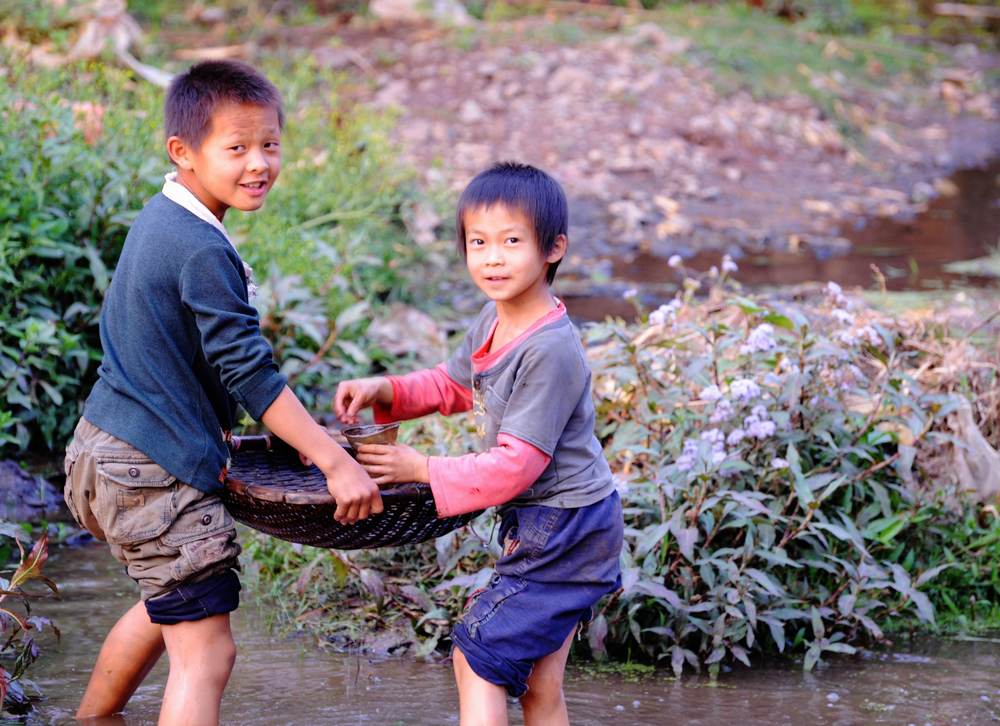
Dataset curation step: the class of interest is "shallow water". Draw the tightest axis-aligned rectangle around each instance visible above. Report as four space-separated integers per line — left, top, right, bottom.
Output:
29 544 1000 725
564 159 1000 321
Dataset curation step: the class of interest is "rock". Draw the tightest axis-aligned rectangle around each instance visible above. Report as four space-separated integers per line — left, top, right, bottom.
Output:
547 66 589 95
402 200 442 247
480 84 506 111
370 0 473 26
372 79 409 109
626 23 691 57
476 61 499 78
458 99 485 124
367 304 448 365
0 461 67 524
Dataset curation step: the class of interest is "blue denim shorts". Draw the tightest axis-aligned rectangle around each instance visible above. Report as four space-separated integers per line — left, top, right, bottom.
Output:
451 491 623 697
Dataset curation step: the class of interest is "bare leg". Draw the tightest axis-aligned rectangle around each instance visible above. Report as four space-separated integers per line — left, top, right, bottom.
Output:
158 613 236 726
77 601 165 719
453 646 509 726
520 629 574 726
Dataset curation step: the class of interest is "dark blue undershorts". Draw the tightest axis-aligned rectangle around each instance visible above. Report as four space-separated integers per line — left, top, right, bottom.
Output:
145 568 241 625
451 491 623 697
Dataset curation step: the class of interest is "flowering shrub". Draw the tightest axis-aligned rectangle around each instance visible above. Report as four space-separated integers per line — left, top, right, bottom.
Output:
584 268 977 673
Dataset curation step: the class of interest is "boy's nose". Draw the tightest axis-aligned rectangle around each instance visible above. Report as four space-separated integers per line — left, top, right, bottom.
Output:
485 246 504 265
245 150 268 173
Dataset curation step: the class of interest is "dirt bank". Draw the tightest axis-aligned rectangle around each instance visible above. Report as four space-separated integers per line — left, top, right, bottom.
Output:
309 9 999 284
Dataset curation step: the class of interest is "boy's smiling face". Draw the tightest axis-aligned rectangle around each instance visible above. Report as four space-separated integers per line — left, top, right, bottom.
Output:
463 203 566 308
167 102 281 220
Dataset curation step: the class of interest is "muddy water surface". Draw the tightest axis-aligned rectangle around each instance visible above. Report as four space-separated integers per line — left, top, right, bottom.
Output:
29 544 1000 725
564 160 1000 321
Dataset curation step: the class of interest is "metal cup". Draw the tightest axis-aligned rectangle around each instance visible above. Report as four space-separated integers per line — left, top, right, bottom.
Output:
342 422 400 450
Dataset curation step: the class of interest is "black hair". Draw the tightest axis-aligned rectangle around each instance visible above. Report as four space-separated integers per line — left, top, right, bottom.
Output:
456 162 568 284
164 59 284 149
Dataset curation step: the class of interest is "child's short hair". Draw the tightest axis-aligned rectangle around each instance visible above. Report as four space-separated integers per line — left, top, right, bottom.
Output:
456 162 568 284
165 60 284 149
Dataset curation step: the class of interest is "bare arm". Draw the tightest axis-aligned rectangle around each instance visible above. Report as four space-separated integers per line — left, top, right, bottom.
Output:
262 386 382 523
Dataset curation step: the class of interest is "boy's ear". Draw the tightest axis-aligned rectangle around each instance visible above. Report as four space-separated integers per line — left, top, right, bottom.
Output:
166 136 194 170
547 234 568 264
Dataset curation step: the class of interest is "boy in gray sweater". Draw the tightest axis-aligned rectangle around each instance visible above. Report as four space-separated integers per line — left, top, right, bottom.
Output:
63 60 381 725
336 162 623 725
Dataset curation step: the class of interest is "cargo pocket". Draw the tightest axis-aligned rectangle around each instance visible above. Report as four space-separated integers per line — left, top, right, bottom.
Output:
62 439 85 528
162 498 238 584
95 459 177 545
465 573 527 639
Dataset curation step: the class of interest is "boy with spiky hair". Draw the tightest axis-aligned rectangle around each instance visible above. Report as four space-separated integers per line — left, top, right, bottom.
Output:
63 60 382 725
336 162 623 725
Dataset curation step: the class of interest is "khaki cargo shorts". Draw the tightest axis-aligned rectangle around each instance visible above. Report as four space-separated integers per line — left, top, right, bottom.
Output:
63 418 240 601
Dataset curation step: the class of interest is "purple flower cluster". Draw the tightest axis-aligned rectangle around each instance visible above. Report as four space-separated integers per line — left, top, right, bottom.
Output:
740 323 776 355
743 404 776 439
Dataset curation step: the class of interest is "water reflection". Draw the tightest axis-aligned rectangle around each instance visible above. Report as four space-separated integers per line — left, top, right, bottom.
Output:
563 160 1000 321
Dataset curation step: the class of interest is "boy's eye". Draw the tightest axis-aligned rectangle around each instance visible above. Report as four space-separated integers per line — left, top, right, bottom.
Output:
230 145 245 152
505 237 519 244
468 238 484 247
265 142 280 150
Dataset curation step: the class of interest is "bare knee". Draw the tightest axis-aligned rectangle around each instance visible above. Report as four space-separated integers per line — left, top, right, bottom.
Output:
202 629 237 685
163 616 237 686
521 670 564 710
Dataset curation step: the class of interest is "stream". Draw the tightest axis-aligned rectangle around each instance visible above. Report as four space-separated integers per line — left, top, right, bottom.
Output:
563 159 1000 322
26 543 1000 725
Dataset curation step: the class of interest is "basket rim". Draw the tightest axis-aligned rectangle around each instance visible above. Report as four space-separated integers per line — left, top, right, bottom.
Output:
224 434 434 505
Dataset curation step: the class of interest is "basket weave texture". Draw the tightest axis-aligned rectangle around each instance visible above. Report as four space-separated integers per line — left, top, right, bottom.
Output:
221 435 479 549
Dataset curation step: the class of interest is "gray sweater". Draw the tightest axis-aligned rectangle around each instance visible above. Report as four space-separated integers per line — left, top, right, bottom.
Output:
83 193 286 492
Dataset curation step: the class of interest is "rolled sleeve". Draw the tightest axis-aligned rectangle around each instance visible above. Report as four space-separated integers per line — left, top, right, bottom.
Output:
235 365 287 419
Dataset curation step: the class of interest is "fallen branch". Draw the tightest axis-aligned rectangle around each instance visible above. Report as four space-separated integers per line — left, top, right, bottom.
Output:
934 3 1000 21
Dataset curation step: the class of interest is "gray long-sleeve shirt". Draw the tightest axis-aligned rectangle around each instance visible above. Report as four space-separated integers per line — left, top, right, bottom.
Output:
446 302 615 509
83 193 286 492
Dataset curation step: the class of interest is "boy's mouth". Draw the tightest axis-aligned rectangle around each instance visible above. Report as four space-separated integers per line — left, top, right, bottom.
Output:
239 180 269 198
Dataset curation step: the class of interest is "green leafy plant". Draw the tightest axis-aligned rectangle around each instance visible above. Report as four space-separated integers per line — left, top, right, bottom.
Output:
585 264 993 673
0 55 162 455
0 527 59 715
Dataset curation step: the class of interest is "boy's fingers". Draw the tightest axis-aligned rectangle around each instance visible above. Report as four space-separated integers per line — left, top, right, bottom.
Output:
358 444 392 455
336 499 358 524
347 396 365 419
333 386 349 417
370 492 384 514
357 496 371 521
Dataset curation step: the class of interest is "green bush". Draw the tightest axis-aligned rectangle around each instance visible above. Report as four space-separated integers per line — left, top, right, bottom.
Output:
0 57 162 454
584 268 981 673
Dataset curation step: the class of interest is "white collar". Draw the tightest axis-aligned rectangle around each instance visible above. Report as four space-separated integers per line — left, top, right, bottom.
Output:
162 171 232 242
161 172 257 300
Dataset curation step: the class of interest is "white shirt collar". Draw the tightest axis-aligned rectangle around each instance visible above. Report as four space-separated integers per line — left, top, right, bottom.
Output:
161 172 257 300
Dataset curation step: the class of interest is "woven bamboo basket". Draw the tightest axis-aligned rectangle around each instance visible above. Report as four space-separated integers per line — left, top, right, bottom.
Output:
222 434 479 549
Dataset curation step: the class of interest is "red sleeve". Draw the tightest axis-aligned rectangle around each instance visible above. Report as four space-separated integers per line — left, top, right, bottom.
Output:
372 363 473 423
427 433 551 517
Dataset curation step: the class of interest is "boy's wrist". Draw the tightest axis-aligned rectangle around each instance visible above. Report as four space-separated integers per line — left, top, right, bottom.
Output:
376 377 394 405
